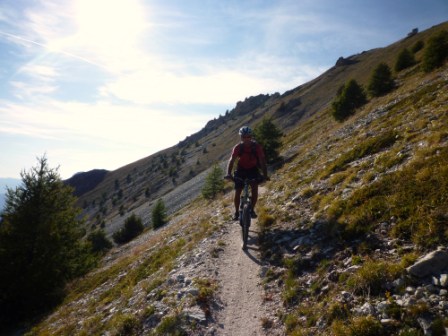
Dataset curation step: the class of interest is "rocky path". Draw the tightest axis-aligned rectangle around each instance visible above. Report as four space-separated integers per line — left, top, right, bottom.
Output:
215 221 266 336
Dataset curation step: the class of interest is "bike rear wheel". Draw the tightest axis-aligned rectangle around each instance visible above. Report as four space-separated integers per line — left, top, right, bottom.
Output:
241 204 251 250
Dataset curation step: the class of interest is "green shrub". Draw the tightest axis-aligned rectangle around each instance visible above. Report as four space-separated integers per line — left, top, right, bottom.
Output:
201 164 224 199
194 277 217 311
422 30 448 72
151 198 167 229
87 229 113 253
332 79 367 121
113 213 144 244
395 48 416 72
368 63 395 97
411 40 424 53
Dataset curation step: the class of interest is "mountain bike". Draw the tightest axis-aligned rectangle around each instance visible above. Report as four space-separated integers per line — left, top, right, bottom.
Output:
234 177 259 250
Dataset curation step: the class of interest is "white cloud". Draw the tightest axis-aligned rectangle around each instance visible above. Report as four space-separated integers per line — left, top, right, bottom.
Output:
0 98 212 145
10 81 58 99
0 98 216 178
100 67 277 105
19 64 58 80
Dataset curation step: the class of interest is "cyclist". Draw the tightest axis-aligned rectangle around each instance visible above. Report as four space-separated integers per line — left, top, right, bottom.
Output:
225 126 269 220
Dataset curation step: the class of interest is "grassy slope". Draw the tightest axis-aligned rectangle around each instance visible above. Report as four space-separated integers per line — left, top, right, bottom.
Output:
256 24 448 335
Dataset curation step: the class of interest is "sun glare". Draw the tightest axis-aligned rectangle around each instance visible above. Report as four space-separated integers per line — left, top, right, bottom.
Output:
74 0 146 48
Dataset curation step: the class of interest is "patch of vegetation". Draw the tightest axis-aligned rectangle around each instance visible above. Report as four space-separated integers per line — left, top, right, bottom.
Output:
422 30 448 72
0 157 96 329
193 277 217 317
258 206 276 230
152 198 167 229
109 313 141 335
325 302 351 325
113 213 144 244
373 148 408 172
202 164 224 199
152 313 187 336
395 48 416 72
332 79 367 121
344 259 404 295
411 40 424 53
254 116 283 163
331 316 383 336
368 63 395 97
331 145 448 247
87 229 113 254
322 130 397 178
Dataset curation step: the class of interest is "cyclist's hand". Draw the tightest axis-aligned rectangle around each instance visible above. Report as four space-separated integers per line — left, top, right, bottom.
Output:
224 174 233 181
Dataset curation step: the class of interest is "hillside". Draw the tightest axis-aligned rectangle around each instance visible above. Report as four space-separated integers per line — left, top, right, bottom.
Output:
70 22 447 239
24 21 448 335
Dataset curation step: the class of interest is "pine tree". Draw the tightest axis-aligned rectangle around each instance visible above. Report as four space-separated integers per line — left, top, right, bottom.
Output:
395 48 415 72
422 30 448 72
202 164 224 199
152 198 167 229
253 117 283 163
331 79 367 121
0 156 94 327
368 63 395 97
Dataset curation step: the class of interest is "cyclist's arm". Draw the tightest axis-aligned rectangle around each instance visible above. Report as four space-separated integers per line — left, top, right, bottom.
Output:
226 147 238 177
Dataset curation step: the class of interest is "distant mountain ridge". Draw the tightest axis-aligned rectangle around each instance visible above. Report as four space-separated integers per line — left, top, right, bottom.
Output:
64 169 109 197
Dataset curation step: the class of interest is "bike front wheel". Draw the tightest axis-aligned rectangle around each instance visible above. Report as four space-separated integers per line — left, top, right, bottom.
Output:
241 204 251 250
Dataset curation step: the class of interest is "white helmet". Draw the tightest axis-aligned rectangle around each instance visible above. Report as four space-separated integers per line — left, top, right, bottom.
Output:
239 126 253 136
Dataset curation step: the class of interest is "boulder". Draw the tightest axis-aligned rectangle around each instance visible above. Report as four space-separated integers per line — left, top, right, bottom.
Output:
406 248 448 278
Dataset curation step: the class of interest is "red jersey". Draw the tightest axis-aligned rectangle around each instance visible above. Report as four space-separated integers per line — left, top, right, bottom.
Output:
231 141 265 169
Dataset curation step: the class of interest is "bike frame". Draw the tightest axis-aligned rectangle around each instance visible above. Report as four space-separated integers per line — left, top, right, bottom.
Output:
234 177 258 250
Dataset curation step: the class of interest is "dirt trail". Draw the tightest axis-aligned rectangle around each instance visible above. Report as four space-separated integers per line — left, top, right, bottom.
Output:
214 219 267 336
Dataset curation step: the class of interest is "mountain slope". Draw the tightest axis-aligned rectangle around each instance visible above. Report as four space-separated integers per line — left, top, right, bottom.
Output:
26 21 448 335
254 24 448 334
71 21 448 239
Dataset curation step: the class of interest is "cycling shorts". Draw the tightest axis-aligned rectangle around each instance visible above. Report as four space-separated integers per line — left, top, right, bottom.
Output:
234 167 261 189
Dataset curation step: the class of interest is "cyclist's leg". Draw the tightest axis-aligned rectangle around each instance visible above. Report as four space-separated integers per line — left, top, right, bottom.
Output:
247 167 260 214
233 169 245 219
234 188 242 218
250 182 258 209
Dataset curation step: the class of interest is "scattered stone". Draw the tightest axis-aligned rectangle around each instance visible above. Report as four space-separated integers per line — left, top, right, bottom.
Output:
380 318 399 328
184 307 207 324
406 248 448 278
440 274 448 287
405 286 415 294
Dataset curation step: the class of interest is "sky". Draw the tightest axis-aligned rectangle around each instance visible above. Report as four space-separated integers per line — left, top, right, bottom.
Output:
0 0 446 180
